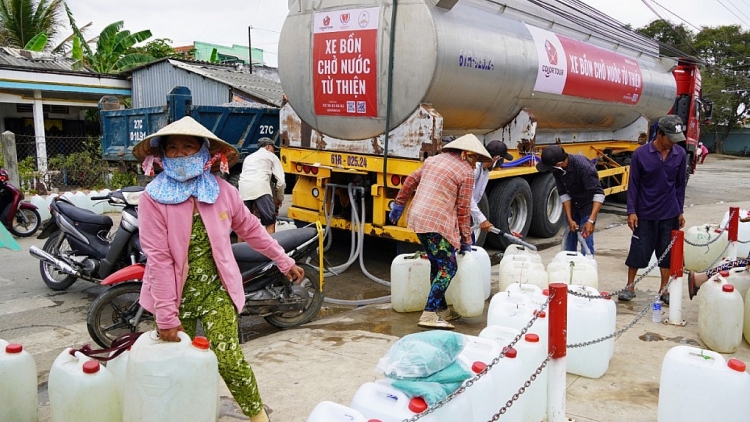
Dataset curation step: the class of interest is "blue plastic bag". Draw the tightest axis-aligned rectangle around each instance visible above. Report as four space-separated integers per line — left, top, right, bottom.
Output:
376 331 466 379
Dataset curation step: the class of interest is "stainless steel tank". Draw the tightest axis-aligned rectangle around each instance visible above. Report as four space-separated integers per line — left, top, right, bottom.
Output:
279 0 678 140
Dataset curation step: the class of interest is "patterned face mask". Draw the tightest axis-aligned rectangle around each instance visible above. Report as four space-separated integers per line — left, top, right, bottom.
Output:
146 143 220 205
162 145 210 182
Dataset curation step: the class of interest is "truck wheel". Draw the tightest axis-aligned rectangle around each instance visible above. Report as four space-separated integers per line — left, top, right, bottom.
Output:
486 178 532 249
528 174 563 238
471 195 489 247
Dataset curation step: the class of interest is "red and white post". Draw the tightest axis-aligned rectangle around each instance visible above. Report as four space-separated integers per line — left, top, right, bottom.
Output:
727 206 740 261
547 282 568 422
668 230 684 325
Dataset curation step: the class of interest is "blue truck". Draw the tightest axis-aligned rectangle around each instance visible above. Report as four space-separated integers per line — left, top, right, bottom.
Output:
99 86 281 185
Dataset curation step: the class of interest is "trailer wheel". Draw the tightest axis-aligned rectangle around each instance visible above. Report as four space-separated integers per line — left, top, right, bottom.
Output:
471 195 489 247
528 174 563 238
486 178 532 249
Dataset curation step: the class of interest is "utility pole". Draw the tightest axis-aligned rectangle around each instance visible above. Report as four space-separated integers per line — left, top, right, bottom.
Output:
248 26 253 74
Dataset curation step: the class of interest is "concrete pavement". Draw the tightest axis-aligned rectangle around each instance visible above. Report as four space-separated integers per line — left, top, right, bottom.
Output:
212 199 750 422
15 156 750 421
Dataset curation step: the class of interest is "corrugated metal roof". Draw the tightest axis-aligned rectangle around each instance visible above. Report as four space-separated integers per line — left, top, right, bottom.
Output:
0 47 96 74
126 58 283 107
167 60 283 107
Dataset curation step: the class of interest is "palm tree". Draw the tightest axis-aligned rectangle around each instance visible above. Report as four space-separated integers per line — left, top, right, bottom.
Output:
63 3 154 73
84 21 154 72
0 0 64 50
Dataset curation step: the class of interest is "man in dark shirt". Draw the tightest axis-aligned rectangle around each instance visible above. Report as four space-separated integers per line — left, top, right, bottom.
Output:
536 145 604 255
618 115 687 304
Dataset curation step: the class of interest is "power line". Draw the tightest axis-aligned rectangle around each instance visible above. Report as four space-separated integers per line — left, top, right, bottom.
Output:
716 0 750 28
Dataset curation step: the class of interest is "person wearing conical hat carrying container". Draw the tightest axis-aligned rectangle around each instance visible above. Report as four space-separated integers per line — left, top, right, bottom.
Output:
133 116 304 422
389 134 492 329
535 145 604 256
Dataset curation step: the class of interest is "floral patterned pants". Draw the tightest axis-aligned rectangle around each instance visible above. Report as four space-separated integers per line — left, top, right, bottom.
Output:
417 232 458 312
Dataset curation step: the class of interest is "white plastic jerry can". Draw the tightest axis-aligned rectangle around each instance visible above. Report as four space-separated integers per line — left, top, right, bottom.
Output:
445 252 485 317
0 340 38 422
390 252 432 313
124 331 219 422
697 273 743 353
49 348 121 422
306 401 368 422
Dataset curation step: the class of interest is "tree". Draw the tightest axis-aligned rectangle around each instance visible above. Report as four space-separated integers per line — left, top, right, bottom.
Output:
127 38 179 60
63 3 154 73
636 19 697 58
0 0 64 50
693 25 750 153
637 20 750 154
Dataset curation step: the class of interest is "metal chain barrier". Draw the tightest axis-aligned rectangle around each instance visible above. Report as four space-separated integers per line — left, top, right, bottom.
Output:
566 233 680 347
569 233 678 300
488 353 553 420
683 209 735 248
401 295 552 422
398 215 750 420
568 277 675 348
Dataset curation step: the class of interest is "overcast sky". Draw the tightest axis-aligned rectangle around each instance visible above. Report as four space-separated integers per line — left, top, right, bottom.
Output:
62 0 749 67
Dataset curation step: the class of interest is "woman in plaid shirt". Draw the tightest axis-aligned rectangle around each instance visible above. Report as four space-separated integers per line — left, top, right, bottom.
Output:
389 134 492 329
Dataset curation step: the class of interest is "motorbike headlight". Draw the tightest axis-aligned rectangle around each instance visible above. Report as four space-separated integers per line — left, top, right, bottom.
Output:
123 191 143 206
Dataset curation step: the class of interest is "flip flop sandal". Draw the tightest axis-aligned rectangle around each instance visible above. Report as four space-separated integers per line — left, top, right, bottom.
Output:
687 271 699 300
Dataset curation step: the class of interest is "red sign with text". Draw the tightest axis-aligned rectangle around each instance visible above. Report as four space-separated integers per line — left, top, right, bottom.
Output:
559 35 643 104
313 7 379 117
526 24 644 105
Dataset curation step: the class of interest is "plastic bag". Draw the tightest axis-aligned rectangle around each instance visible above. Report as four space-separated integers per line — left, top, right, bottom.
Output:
391 360 473 406
376 331 465 379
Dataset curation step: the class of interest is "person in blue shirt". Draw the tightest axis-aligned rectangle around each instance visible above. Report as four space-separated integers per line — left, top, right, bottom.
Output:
536 145 604 255
618 115 687 304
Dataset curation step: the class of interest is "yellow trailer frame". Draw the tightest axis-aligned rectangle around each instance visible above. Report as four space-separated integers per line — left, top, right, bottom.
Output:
281 140 638 244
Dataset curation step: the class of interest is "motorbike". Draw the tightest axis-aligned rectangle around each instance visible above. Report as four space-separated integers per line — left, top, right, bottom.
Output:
86 224 325 348
29 186 145 291
0 168 41 237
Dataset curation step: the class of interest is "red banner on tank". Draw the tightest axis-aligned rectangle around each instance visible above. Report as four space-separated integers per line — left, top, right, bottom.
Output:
558 35 643 104
527 24 644 105
313 8 379 117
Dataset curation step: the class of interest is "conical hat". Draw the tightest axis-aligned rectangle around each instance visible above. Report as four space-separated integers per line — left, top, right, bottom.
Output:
133 116 239 171
443 134 492 162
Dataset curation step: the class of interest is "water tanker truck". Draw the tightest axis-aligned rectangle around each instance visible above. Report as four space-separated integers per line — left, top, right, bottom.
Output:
277 0 711 248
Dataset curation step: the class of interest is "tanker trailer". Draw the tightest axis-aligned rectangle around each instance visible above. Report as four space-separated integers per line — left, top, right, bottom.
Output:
278 0 710 249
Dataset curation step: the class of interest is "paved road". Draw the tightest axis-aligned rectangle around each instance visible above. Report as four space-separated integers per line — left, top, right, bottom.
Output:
1 154 749 421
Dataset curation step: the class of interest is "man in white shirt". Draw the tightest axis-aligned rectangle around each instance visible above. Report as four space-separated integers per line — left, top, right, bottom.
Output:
471 140 513 234
238 137 286 234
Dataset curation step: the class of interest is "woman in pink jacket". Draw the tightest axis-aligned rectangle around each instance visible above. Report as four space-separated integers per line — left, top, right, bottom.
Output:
134 116 303 422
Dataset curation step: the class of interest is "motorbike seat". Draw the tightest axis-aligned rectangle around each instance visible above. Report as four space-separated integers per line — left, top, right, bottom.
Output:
232 226 318 263
57 200 114 228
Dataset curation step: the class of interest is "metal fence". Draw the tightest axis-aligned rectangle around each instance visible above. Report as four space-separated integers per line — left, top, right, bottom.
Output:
2 134 138 194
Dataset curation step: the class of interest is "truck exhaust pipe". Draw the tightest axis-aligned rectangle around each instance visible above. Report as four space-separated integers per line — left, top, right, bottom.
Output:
29 246 80 277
